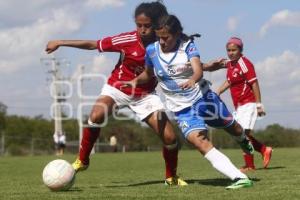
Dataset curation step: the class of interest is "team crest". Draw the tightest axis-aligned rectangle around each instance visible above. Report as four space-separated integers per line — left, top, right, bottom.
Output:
167 65 176 75
232 68 240 77
180 121 189 131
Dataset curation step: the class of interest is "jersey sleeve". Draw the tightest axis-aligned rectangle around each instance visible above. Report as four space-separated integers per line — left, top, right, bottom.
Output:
145 45 154 68
97 37 116 52
239 58 257 85
185 42 200 60
97 33 133 52
226 62 232 84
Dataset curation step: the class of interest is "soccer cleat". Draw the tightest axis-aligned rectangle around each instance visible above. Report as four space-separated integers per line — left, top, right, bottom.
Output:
263 146 273 168
240 166 255 173
165 176 188 186
72 158 89 172
225 178 253 190
238 139 254 154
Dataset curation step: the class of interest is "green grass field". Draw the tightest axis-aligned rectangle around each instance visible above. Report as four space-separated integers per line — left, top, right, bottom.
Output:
0 148 300 200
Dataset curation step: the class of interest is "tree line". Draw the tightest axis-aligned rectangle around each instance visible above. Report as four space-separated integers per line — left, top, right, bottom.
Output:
0 102 299 155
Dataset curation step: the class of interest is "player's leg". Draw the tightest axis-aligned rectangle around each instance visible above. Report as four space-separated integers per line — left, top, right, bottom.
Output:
200 91 254 155
145 111 187 186
186 130 252 189
73 95 115 172
131 94 187 186
223 115 257 171
246 129 273 168
235 103 272 169
176 107 252 189
240 103 273 168
224 122 254 154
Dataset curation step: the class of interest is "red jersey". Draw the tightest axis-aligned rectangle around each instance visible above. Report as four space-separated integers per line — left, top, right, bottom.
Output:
226 55 257 109
96 30 157 97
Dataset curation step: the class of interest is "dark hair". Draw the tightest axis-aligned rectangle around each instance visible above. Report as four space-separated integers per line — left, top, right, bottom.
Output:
134 1 168 29
156 14 200 41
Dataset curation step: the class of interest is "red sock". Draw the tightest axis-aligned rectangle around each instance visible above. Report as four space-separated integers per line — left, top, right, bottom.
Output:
79 127 100 164
162 146 178 178
247 134 266 154
243 153 255 168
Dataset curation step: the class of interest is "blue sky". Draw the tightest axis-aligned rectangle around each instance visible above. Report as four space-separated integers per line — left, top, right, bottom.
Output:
0 0 299 129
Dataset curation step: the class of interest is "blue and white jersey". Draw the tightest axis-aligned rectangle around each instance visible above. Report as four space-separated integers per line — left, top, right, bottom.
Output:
145 39 210 112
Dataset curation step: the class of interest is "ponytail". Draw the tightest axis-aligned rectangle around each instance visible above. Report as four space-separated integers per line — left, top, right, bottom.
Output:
181 33 201 42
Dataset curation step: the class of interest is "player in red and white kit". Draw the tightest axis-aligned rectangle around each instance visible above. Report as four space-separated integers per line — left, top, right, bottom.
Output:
46 1 187 186
216 37 273 172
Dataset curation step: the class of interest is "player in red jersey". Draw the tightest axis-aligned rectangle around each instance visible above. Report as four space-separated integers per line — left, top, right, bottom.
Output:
216 37 273 172
46 1 187 185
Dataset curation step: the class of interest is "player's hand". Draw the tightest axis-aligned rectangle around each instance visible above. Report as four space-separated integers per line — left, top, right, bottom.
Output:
257 103 266 117
209 58 227 68
215 90 221 96
46 40 61 54
257 107 266 117
179 79 195 90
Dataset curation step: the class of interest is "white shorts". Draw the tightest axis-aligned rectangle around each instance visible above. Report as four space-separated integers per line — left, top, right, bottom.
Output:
100 84 165 121
233 103 257 130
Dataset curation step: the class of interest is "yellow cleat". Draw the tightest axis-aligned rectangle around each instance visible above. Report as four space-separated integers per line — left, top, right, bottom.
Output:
165 176 188 186
72 158 89 173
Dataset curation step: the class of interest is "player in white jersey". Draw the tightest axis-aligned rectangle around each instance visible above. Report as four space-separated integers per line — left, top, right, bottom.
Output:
123 15 254 189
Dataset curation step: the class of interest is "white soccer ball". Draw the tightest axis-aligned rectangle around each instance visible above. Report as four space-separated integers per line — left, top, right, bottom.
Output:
42 159 75 191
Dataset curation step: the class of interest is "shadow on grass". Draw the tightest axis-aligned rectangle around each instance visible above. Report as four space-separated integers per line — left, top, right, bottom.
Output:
106 180 164 187
63 187 83 192
255 166 285 171
50 187 83 192
183 177 260 186
105 177 260 188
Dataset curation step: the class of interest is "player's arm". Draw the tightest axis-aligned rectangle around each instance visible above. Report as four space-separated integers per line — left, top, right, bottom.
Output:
216 80 230 96
46 40 97 54
202 58 227 72
180 56 203 89
251 81 266 116
122 67 154 89
135 67 154 85
244 59 266 116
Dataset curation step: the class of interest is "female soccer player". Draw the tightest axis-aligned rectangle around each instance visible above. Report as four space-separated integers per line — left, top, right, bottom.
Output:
216 37 272 172
46 1 187 186
123 14 254 189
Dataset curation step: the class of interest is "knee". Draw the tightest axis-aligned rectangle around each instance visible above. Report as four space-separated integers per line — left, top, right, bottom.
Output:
188 133 212 153
89 110 105 124
163 134 177 145
192 138 207 149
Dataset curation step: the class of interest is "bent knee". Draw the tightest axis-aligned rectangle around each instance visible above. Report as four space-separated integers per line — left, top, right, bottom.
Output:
163 135 177 145
89 110 106 124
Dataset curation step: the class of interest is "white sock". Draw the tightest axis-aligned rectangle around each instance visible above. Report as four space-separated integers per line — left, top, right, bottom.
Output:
204 147 248 180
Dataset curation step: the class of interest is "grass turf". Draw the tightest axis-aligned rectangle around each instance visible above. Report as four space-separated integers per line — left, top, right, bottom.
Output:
0 148 299 200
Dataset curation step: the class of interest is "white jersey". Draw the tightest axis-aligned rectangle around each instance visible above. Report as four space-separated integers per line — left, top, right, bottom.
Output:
145 39 209 112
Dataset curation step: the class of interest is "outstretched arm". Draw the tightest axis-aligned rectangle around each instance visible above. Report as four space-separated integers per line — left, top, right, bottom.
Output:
216 80 230 95
202 58 227 72
46 40 98 54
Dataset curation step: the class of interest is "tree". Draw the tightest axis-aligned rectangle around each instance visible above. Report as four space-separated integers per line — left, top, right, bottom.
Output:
0 102 7 132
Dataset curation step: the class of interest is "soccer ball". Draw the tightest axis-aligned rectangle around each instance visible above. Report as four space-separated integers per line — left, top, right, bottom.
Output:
42 159 75 191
